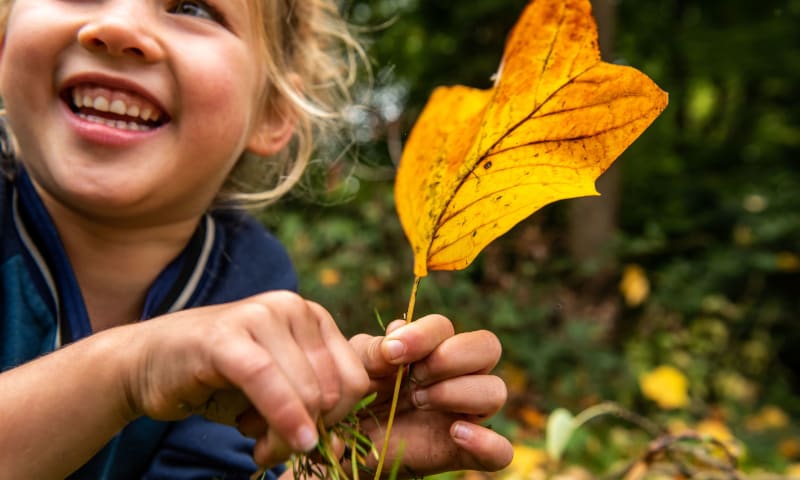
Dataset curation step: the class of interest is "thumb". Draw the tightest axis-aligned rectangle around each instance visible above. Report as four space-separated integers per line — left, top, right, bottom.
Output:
349 327 402 378
384 319 406 335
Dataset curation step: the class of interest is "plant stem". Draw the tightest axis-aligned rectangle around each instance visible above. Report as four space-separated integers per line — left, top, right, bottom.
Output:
373 276 421 480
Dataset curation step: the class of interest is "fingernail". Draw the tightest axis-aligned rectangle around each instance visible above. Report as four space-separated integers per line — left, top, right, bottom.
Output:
412 388 429 408
409 364 427 384
384 339 406 361
295 426 318 452
453 422 473 441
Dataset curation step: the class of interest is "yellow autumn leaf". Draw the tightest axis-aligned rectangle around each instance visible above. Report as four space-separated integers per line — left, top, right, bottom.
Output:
619 264 650 307
499 362 530 395
500 445 549 480
696 418 735 444
745 404 790 432
787 464 800 479
696 418 744 458
552 466 593 480
639 365 690 409
318 267 342 287
776 251 800 271
780 439 800 460
520 406 548 431
395 0 668 277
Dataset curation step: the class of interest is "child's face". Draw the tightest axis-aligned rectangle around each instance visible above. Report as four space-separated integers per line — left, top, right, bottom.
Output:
0 0 289 224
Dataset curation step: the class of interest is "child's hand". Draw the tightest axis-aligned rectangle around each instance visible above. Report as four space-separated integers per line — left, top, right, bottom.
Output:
349 315 514 476
124 291 370 467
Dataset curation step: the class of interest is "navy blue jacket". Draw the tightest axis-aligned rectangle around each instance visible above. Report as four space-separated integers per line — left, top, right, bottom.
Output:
1 168 295 479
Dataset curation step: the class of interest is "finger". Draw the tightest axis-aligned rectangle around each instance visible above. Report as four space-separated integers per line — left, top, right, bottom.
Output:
212 335 318 453
254 292 339 413
349 333 395 378
257 326 324 417
381 314 455 364
358 410 513 476
410 330 502 386
311 302 370 424
450 422 514 472
384 319 406 335
347 335 401 405
292 300 342 412
253 430 295 467
410 375 507 417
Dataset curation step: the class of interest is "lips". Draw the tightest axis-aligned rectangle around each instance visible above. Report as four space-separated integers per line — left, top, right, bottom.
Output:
62 81 170 132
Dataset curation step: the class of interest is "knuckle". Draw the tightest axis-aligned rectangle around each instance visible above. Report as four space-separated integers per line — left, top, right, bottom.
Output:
299 383 323 413
321 385 341 411
348 332 372 347
264 290 307 313
230 300 274 327
350 334 392 374
305 300 332 322
246 291 306 325
237 355 279 384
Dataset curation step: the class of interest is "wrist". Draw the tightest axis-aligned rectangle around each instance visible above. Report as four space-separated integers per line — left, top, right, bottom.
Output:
0 324 145 477
91 324 148 423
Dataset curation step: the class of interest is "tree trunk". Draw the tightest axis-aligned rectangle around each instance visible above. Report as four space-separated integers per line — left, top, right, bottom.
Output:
567 0 619 267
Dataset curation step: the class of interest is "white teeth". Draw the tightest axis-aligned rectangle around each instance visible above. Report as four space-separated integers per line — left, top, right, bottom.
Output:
76 112 151 132
110 99 126 115
72 88 163 125
92 96 110 112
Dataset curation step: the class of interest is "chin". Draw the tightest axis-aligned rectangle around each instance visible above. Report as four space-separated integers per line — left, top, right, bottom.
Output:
45 176 154 217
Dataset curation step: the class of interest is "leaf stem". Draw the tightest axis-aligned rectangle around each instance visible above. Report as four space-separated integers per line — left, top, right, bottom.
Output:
373 276 421 480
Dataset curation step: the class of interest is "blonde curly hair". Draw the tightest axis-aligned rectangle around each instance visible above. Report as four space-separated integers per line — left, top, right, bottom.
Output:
221 0 365 209
0 0 364 210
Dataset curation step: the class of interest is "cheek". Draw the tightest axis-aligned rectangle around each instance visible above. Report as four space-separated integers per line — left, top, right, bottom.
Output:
175 60 263 192
0 8 67 120
178 49 264 139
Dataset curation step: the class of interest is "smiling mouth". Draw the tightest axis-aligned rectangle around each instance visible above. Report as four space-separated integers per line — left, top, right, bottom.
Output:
63 84 169 132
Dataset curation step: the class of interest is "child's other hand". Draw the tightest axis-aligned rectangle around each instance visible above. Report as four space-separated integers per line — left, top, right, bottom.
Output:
124 291 369 467
349 315 514 476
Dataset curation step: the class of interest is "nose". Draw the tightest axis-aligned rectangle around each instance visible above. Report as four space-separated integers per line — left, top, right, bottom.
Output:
77 3 164 62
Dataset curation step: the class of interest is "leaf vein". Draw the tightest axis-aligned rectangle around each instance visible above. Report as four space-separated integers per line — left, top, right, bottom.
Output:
436 180 577 232
486 114 652 158
430 199 558 258
530 93 653 120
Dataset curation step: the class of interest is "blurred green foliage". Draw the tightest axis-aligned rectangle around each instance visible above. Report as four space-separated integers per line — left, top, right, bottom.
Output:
261 0 800 474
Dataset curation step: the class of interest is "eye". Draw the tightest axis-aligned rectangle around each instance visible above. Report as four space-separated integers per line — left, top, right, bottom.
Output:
167 0 224 24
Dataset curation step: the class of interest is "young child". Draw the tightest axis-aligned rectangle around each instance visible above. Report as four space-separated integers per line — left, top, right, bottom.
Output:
0 0 513 478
